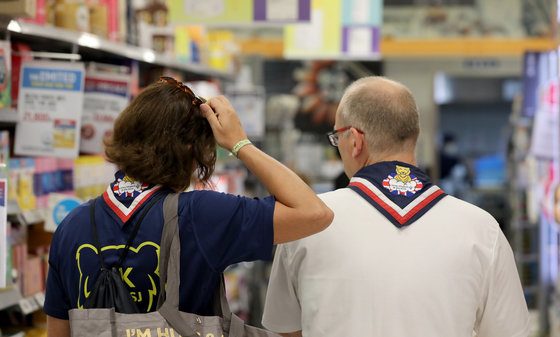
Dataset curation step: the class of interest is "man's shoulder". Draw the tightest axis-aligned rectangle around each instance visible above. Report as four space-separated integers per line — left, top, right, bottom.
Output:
437 194 497 222
318 187 359 204
278 189 357 250
430 194 502 239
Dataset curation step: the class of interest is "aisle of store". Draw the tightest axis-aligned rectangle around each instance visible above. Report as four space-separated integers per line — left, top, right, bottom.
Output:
1 0 559 336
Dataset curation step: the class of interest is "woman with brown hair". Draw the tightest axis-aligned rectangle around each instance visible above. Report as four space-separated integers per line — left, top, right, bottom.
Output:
44 77 333 336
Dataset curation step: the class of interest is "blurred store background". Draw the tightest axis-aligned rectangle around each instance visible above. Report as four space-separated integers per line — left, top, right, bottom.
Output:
0 0 560 336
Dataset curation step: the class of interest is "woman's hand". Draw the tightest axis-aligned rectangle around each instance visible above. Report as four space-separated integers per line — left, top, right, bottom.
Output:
200 96 248 152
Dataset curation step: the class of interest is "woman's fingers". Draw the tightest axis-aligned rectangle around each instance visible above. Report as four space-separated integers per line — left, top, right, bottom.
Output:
200 103 220 129
200 96 248 151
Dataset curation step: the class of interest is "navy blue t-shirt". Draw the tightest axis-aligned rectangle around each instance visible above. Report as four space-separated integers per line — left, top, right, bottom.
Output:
43 172 275 320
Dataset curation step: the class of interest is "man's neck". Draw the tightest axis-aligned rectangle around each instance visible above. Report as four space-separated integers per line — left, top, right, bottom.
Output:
365 152 417 167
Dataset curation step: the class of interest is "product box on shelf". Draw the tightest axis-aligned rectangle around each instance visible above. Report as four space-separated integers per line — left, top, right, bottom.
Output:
21 0 47 25
10 42 32 110
0 0 36 17
11 243 27 295
22 256 43 297
8 239 50 297
0 41 11 109
4 221 13 288
54 0 90 32
73 155 116 200
14 158 35 212
8 155 77 228
0 131 10 176
33 157 58 211
55 158 75 194
87 0 120 40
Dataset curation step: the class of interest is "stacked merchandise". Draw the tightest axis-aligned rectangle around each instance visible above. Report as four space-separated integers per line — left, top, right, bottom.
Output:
7 0 240 72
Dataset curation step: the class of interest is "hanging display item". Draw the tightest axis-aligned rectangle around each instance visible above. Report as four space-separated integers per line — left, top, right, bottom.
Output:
14 60 85 158
284 0 381 59
169 0 310 25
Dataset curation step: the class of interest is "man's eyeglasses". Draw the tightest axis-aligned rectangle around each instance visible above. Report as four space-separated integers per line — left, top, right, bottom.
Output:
158 76 206 106
326 126 364 147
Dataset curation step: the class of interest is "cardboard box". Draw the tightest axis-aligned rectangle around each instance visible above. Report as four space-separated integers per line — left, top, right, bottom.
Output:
0 0 36 18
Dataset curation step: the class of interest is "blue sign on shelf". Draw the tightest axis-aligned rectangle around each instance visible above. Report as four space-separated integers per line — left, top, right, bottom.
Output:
52 199 81 226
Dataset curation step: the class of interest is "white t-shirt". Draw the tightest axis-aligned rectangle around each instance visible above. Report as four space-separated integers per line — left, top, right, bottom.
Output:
262 188 530 337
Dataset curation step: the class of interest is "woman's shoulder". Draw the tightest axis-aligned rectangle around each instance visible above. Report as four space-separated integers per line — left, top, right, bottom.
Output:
176 189 273 219
178 189 242 204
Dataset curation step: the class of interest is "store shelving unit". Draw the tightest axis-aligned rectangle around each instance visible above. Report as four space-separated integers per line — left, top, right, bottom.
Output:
3 20 232 80
507 111 541 312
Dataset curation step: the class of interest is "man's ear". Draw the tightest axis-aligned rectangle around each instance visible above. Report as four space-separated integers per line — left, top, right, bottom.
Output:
350 128 364 158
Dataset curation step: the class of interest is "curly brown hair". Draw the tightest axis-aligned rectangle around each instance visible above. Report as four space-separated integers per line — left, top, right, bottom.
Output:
104 81 216 192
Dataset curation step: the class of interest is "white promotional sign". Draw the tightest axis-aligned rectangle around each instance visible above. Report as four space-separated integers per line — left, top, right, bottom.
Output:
81 72 130 154
15 61 85 158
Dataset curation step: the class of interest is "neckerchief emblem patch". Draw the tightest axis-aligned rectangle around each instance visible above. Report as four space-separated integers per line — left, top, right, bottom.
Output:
382 165 423 197
348 161 447 228
113 175 150 198
103 171 162 224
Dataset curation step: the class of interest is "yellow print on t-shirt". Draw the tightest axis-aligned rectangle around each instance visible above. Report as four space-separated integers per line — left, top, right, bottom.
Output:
76 241 160 312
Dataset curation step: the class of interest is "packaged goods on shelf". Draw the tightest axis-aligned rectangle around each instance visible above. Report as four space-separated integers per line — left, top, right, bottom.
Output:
4 223 49 302
10 158 36 212
87 0 120 40
22 256 44 297
73 155 116 200
4 222 13 288
11 243 27 296
224 265 250 322
8 156 80 220
10 42 32 110
207 30 237 72
33 157 57 211
0 131 10 174
54 0 90 32
0 0 35 17
20 0 48 25
0 41 11 109
55 158 75 195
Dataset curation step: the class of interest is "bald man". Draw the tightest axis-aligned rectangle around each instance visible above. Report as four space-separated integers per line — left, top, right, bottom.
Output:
262 77 529 337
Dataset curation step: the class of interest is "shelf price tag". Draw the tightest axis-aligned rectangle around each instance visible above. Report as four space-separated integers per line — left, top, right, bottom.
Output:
18 296 39 315
34 291 45 307
21 209 44 225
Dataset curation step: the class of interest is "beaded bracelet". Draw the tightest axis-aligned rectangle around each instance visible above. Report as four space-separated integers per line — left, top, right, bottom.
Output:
232 139 252 158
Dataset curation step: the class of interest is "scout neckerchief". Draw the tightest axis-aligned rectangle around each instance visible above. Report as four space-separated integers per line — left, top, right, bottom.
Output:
348 161 447 228
102 170 163 226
